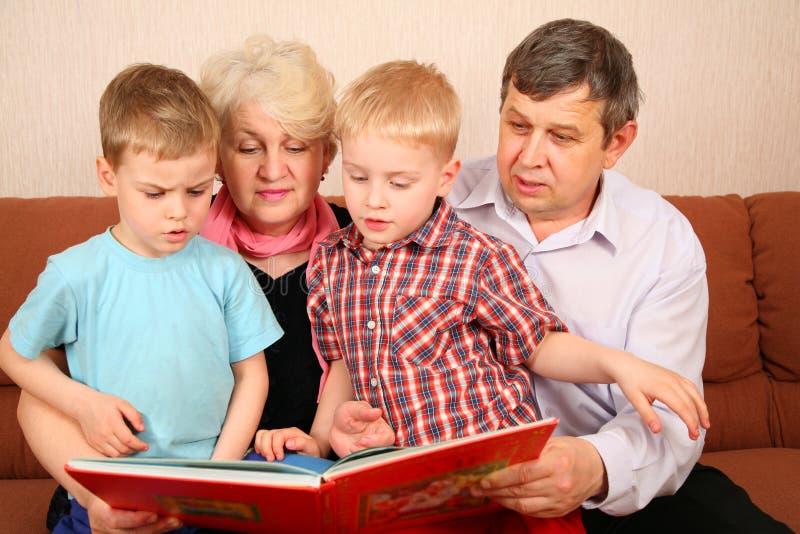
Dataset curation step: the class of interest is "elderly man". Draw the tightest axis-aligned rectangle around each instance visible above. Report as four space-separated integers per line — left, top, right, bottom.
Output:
451 18 789 533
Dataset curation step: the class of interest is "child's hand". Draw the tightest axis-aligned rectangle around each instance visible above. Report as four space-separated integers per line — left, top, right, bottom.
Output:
613 356 711 439
255 427 320 461
329 401 396 457
74 389 148 457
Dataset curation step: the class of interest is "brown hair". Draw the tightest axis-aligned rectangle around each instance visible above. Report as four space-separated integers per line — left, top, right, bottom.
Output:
502 19 642 147
99 63 220 167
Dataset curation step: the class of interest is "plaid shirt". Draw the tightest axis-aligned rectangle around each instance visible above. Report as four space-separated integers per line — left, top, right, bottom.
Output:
308 200 567 447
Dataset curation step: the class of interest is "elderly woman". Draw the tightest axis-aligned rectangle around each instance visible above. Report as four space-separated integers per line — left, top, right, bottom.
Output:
200 35 348 434
18 36 347 534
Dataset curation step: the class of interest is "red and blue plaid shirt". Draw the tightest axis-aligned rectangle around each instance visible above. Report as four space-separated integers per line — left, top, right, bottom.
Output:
308 200 567 447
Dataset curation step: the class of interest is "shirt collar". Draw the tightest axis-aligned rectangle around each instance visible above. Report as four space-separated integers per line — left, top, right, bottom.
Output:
457 161 620 253
580 172 620 252
337 198 458 252
457 162 508 210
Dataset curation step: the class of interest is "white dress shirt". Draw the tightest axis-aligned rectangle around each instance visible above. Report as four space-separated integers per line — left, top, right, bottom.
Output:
449 156 708 515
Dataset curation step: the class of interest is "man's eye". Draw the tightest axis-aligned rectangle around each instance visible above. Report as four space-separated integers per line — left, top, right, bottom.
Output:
510 121 529 132
145 192 163 199
552 133 573 143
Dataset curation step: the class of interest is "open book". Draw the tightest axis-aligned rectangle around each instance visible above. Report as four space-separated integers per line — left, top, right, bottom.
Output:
66 418 557 533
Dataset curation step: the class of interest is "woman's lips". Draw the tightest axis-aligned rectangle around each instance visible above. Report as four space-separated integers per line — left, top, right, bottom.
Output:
364 218 390 231
257 189 289 201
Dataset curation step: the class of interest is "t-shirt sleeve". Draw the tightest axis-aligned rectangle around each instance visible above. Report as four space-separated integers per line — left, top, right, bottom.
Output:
8 260 78 359
222 257 284 363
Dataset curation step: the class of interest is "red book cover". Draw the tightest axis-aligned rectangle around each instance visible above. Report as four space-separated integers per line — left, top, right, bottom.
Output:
65 418 557 533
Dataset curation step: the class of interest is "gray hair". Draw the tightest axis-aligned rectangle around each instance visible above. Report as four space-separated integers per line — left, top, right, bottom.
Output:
200 35 337 158
501 19 643 147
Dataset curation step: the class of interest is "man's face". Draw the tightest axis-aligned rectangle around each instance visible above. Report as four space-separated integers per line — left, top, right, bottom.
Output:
496 82 627 240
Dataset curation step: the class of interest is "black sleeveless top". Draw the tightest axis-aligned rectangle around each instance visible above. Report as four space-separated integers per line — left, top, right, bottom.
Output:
250 203 351 433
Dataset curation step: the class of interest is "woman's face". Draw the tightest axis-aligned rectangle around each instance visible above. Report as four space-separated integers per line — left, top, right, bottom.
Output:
219 101 330 236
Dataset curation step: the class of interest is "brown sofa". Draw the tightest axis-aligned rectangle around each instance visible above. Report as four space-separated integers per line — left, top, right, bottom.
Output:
1 193 798 533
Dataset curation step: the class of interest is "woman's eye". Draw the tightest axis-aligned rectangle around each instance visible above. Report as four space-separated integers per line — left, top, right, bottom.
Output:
188 189 206 197
239 146 258 154
144 192 163 199
286 145 306 154
391 181 410 190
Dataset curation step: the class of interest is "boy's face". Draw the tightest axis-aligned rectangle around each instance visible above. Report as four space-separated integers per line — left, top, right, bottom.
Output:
97 148 216 258
341 134 459 252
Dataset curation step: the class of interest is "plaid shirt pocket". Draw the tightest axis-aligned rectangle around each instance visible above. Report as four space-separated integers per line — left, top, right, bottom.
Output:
391 294 466 365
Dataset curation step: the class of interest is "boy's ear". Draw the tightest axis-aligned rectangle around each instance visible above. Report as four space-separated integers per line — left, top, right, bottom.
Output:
436 158 461 197
96 157 118 197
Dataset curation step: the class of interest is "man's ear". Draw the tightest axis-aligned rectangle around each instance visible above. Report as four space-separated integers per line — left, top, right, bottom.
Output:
436 158 461 197
602 120 638 169
96 157 118 197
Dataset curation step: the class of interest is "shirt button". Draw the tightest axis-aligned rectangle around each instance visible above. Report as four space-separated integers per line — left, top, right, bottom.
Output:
370 378 378 387
367 320 376 330
371 265 380 274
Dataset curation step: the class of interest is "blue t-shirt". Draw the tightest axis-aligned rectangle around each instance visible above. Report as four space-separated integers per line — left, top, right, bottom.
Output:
9 229 283 459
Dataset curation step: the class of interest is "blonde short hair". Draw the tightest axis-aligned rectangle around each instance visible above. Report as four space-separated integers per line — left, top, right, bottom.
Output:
335 60 461 161
200 35 337 158
99 63 220 168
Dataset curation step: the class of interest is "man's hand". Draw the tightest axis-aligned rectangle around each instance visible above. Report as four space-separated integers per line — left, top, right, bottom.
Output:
86 495 179 533
329 400 395 457
255 427 321 461
471 436 606 517
74 389 148 457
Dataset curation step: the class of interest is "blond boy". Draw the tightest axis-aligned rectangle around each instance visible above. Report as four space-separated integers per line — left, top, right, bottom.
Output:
257 61 707 463
0 64 280 531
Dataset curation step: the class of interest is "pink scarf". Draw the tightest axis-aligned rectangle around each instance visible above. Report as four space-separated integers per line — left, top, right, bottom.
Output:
200 184 339 391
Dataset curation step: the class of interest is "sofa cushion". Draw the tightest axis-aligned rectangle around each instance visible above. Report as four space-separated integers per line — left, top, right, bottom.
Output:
702 375 774 451
665 195 761 382
746 192 800 382
746 192 800 449
0 196 118 384
0 387 50 479
666 195 772 451
700 448 800 533
0 477 58 534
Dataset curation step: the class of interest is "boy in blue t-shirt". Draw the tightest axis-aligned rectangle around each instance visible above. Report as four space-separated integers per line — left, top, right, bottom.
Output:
0 64 282 532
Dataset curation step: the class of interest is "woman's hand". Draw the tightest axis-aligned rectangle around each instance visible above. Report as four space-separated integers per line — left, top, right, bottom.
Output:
329 401 395 457
254 427 321 461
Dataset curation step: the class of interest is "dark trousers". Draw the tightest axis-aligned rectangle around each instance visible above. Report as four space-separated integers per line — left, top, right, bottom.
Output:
582 463 793 534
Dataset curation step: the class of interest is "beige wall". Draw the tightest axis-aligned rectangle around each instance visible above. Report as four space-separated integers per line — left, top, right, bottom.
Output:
2 0 798 198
